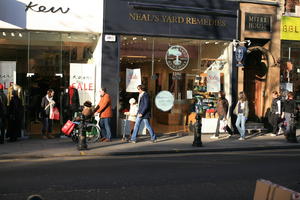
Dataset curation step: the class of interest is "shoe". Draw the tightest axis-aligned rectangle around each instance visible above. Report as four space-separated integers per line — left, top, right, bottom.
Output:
130 140 136 144
270 133 277 137
210 135 219 139
103 138 111 142
47 135 55 139
238 137 245 141
152 139 157 143
42 136 48 139
100 138 107 142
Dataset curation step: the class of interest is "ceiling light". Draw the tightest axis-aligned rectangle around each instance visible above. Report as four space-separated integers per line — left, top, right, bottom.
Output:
132 37 137 40
205 41 209 44
123 37 127 40
11 32 15 37
2 32 6 36
143 37 147 41
215 42 219 45
18 33 22 37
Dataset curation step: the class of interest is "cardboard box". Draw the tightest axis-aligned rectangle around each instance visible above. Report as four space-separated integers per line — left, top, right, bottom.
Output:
253 179 300 200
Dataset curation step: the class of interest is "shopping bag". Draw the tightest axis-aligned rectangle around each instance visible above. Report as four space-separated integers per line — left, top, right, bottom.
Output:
219 119 227 132
50 107 60 120
61 120 75 135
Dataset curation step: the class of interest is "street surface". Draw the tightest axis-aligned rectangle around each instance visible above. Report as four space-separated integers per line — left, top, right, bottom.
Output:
0 149 299 200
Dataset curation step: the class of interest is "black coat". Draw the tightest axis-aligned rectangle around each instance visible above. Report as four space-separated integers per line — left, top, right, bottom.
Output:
138 92 151 119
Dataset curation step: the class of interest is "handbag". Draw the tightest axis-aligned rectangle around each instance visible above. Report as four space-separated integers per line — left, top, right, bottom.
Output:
219 119 228 132
50 107 60 120
61 120 75 135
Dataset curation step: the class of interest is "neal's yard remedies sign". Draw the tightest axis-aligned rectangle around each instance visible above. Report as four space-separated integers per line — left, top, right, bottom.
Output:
245 13 272 32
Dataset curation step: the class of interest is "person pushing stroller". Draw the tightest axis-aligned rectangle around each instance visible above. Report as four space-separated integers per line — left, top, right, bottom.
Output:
74 100 93 150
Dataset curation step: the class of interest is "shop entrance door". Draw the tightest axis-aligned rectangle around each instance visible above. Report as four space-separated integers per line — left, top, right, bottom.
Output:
244 49 268 120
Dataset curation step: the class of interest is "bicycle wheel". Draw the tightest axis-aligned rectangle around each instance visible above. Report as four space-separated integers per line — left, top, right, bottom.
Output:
85 123 101 143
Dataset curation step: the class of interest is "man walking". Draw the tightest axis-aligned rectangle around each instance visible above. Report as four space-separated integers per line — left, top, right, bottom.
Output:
94 88 113 142
130 85 156 143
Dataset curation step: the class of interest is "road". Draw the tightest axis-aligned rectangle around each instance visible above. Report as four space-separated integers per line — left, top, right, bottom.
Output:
0 149 299 200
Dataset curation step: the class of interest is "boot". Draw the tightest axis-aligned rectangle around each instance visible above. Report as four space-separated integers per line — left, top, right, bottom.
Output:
78 134 87 150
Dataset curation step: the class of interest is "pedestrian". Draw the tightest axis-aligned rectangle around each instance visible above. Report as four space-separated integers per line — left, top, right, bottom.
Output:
124 98 138 141
211 91 233 139
6 90 23 142
0 84 8 144
74 100 93 150
41 89 55 139
130 85 157 143
233 91 249 140
94 87 113 142
282 92 298 143
269 91 282 136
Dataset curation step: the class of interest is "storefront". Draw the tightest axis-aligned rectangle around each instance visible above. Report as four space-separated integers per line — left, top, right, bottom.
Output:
281 16 300 100
102 0 239 135
238 2 281 121
0 0 103 136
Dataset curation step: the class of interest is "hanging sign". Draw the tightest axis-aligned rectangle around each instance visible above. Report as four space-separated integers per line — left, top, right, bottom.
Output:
0 61 16 92
207 71 220 92
126 68 141 92
165 45 189 71
70 63 95 105
155 91 175 112
235 46 247 67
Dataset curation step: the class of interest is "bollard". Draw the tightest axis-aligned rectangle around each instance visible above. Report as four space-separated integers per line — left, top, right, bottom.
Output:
192 113 202 147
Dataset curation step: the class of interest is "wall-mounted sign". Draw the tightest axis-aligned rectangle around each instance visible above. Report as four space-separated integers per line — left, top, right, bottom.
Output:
235 46 247 67
245 13 272 32
281 16 300 41
165 45 189 71
155 91 175 112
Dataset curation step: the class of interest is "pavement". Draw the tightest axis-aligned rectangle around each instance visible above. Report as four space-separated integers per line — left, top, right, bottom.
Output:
0 130 300 159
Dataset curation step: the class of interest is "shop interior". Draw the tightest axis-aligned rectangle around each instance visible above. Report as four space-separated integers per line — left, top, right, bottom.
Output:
0 30 98 136
119 35 232 134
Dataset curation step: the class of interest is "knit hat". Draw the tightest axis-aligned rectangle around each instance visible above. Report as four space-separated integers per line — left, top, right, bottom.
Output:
129 98 136 104
83 100 92 107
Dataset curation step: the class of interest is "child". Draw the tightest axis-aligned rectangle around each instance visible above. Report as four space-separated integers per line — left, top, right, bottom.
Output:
124 98 138 140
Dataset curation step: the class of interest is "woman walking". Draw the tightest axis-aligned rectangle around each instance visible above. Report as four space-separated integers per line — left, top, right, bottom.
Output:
41 89 55 139
282 92 298 143
233 91 249 140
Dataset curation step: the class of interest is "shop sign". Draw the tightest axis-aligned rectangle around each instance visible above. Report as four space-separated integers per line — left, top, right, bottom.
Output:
126 68 141 92
281 16 300 41
165 45 189 71
0 61 16 93
70 63 95 105
245 13 272 32
155 91 174 112
207 71 220 92
0 0 102 33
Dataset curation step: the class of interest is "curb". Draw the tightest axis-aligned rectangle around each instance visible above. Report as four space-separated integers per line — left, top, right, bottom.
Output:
0 144 299 160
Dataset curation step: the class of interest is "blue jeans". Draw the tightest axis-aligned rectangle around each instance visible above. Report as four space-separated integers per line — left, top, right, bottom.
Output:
99 118 112 139
235 114 246 138
131 117 156 141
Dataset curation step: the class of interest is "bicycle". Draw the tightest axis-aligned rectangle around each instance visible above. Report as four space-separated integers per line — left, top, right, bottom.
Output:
70 114 101 143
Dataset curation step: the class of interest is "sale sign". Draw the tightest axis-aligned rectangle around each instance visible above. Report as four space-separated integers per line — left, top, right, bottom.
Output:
126 68 141 92
70 63 95 105
207 70 220 92
0 61 16 93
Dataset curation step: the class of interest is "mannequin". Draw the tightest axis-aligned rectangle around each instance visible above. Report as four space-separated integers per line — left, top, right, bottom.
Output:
6 85 24 142
61 85 80 123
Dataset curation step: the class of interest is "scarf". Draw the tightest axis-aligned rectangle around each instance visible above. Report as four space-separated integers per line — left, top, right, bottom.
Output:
46 95 55 117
